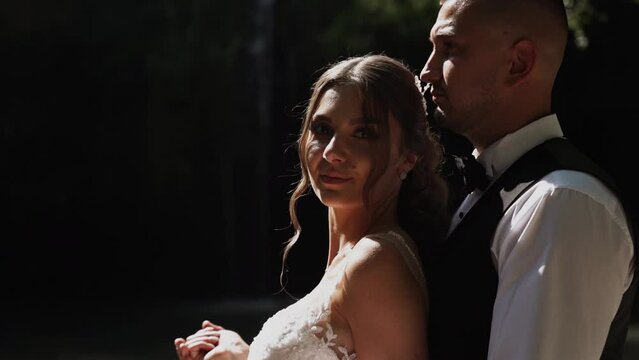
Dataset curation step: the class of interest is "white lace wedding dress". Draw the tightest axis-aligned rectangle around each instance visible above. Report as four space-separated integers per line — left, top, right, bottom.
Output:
247 230 426 360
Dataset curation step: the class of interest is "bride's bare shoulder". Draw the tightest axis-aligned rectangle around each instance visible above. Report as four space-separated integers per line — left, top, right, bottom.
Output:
338 234 428 358
343 234 415 288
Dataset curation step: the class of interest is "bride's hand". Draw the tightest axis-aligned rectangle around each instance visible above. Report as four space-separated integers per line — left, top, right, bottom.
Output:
202 325 249 360
175 320 225 360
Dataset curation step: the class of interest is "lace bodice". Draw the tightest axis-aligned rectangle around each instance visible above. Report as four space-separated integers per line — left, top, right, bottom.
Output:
247 281 355 360
247 230 425 360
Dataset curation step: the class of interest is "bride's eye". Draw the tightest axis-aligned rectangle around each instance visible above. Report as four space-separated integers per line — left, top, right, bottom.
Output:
310 122 332 136
353 125 379 139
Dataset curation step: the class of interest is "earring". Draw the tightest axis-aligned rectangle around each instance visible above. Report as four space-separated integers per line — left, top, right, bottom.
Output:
399 171 407 181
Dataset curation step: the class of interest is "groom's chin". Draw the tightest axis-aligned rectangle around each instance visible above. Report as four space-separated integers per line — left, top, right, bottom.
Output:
432 108 447 128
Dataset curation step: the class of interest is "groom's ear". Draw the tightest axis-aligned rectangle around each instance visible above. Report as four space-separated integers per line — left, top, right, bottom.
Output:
507 39 536 86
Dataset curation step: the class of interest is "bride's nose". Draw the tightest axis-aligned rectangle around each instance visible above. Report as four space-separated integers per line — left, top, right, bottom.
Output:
323 135 347 163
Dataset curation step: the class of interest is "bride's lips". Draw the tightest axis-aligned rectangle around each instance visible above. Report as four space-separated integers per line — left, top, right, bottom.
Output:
320 174 353 184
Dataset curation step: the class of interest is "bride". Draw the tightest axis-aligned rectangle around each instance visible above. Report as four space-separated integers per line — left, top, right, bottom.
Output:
174 54 449 360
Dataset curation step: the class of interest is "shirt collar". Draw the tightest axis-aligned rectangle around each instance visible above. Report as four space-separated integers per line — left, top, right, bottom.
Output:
472 114 564 178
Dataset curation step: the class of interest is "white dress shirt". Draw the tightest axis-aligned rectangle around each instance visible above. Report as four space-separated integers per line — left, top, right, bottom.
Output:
449 114 635 360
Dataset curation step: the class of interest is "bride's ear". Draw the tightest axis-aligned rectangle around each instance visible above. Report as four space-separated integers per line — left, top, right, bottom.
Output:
400 152 418 174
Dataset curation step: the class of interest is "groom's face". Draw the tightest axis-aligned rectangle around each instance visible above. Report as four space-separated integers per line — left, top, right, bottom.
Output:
420 0 510 138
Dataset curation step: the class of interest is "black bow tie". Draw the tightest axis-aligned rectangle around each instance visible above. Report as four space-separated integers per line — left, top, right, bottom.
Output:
447 154 490 194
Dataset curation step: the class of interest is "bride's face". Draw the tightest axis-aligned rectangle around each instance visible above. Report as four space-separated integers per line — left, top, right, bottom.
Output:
305 84 410 211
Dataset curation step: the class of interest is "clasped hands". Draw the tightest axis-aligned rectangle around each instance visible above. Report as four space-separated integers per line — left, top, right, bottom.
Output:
174 320 249 360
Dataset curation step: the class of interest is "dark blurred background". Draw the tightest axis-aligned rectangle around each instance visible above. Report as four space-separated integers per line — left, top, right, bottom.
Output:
1 0 638 359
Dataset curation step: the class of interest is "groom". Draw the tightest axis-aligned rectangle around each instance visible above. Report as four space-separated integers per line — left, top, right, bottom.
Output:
420 0 637 359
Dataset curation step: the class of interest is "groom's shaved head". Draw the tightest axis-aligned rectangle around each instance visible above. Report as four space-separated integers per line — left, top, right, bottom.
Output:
441 0 568 80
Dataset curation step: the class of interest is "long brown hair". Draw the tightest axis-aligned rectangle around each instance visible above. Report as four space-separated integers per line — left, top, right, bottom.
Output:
281 54 449 286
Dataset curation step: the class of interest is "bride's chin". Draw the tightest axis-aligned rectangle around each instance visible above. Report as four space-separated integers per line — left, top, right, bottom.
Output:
317 195 363 209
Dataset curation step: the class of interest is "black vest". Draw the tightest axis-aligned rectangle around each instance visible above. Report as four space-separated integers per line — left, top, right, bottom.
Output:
423 138 638 359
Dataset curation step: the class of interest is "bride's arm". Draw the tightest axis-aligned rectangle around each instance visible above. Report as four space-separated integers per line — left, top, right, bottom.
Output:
341 238 429 360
